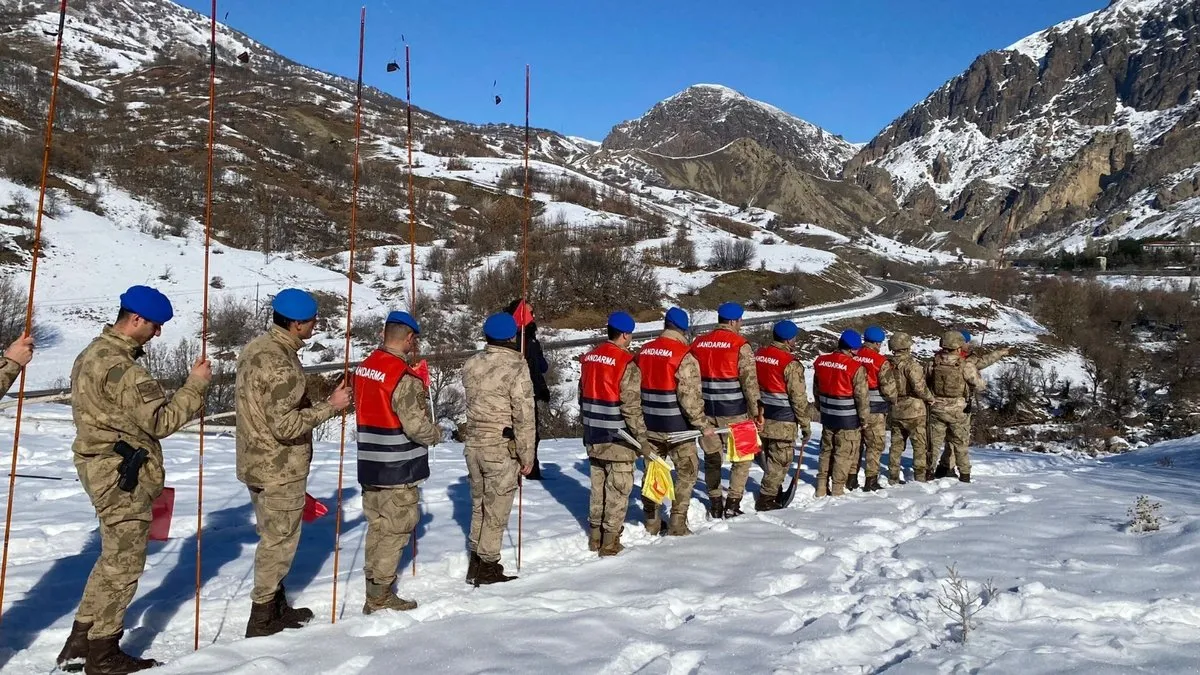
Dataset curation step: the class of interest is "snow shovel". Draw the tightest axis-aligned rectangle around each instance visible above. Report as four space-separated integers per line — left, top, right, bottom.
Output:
777 433 812 508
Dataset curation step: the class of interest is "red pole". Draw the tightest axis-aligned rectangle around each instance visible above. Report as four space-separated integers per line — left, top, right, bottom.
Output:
0 0 68 626
193 0 218 650
332 5 366 624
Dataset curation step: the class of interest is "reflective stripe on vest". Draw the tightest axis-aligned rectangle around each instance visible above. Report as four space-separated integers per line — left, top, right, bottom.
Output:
637 336 690 433
813 351 861 429
354 349 429 486
853 347 890 415
580 341 633 445
755 344 796 422
691 329 748 417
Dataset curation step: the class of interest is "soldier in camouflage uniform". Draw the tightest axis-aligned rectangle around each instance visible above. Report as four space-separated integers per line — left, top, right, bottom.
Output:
461 313 536 585
928 331 986 483
579 312 648 556
812 330 871 498
57 286 210 675
236 289 351 638
753 320 810 511
886 332 934 483
636 307 714 537
691 302 762 519
854 326 898 491
0 334 34 395
353 311 441 614
936 329 1010 478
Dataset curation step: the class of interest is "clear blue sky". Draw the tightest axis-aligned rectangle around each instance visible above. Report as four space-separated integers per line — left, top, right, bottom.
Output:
175 0 1103 143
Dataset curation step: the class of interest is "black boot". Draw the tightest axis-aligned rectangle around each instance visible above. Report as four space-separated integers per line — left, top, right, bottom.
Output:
707 495 725 519
57 620 91 673
933 465 950 479
864 476 881 492
273 584 313 628
245 600 289 639
959 473 971 483
846 474 860 491
723 496 744 518
465 551 481 583
84 632 157 675
755 493 780 512
474 559 517 586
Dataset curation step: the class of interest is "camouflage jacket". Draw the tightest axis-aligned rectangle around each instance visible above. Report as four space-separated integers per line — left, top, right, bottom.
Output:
927 350 985 415
461 344 536 465
0 357 21 397
585 344 648 463
644 329 711 441
235 326 338 486
889 351 934 420
760 341 811 441
71 327 207 517
967 347 1007 372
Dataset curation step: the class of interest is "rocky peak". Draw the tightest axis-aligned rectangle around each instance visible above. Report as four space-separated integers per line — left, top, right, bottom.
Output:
600 84 857 180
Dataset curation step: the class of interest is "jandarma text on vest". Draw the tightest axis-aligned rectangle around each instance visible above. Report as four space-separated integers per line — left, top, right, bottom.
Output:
583 354 618 366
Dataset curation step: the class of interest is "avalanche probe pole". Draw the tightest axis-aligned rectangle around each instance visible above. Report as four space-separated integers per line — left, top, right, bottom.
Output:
193 0 219 650
405 43 418 578
516 64 532 572
332 5 366 624
0 0 67 626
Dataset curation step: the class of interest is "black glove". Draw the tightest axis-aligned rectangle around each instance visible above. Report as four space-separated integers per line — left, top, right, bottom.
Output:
113 440 148 493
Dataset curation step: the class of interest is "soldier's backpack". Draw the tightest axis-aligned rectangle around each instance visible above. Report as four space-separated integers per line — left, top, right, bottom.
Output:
931 355 966 399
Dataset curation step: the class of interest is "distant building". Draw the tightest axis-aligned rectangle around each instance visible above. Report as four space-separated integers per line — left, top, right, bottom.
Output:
1143 241 1200 255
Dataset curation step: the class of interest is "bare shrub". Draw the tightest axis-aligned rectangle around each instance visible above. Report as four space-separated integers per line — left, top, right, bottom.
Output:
708 238 756 270
205 296 259 351
1127 495 1162 533
705 213 755 238
937 563 998 644
383 248 401 267
446 157 472 171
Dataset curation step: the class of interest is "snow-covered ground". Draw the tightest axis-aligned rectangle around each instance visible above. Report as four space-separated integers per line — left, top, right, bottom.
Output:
2 403 1197 673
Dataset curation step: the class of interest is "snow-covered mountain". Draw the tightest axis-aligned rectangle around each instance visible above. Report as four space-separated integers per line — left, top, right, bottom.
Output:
846 0 1200 252
600 84 858 180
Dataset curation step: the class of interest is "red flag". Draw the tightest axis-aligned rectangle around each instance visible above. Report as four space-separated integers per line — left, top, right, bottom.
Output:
511 300 534 328
150 487 175 542
727 419 761 458
302 493 329 523
411 359 431 389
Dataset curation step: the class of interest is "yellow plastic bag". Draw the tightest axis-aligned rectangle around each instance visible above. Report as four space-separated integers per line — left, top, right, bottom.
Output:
642 457 676 504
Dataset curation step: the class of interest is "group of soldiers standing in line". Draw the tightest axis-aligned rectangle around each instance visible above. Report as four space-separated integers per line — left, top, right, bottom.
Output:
0 284 1007 674
568 302 1009 560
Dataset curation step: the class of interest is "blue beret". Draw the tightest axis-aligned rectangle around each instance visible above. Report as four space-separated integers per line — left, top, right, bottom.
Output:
386 310 420 334
839 329 863 350
864 326 886 344
773 320 799 342
665 307 689 331
608 311 636 334
120 285 173 324
717 302 744 321
272 288 318 322
483 312 518 341
960 329 973 344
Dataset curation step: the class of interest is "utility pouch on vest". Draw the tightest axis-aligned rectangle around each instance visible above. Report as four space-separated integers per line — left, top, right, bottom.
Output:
114 440 148 493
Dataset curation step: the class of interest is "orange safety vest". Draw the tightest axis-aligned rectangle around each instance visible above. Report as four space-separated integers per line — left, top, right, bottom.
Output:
354 349 428 486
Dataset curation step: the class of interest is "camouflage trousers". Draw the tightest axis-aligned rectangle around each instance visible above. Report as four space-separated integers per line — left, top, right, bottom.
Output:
76 512 151 639
929 409 971 475
589 458 633 535
889 415 929 481
861 413 888 479
759 438 795 498
465 446 519 564
362 484 420 587
816 428 861 497
939 413 974 470
248 477 308 604
698 415 751 501
642 437 699 521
